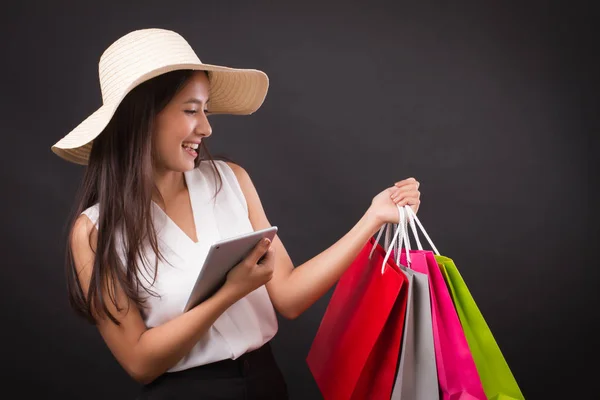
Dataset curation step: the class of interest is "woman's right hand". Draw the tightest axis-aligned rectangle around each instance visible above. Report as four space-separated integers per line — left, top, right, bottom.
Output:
225 238 275 300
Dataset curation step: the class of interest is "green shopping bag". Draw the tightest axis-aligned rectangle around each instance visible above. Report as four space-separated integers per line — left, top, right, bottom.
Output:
436 256 524 400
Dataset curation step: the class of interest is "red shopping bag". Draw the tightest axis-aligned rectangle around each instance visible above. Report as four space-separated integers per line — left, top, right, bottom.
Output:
307 236 409 400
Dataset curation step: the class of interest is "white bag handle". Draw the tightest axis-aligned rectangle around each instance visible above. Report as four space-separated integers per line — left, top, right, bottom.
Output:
380 206 404 274
392 222 400 266
384 223 394 252
370 205 407 274
397 203 416 267
371 225 387 258
371 217 398 258
379 204 414 274
404 205 441 256
369 205 440 274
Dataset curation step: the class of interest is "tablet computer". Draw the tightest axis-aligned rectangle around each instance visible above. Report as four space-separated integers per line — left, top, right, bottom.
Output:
183 226 278 312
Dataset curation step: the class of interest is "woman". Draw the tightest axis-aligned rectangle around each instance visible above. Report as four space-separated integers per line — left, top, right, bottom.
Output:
52 28 421 399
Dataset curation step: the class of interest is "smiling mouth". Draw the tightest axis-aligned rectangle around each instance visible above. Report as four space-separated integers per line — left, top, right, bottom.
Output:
182 142 199 158
182 142 200 150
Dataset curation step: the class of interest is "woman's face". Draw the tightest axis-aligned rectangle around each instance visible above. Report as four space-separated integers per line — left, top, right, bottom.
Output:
152 71 212 173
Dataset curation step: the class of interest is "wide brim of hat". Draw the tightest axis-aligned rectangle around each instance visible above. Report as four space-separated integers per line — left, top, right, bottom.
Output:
52 63 268 165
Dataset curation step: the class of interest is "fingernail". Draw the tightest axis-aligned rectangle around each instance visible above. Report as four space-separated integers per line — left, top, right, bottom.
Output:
263 238 271 245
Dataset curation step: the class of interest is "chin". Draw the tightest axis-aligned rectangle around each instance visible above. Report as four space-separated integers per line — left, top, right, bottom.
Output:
160 159 195 173
184 157 199 171
180 161 196 172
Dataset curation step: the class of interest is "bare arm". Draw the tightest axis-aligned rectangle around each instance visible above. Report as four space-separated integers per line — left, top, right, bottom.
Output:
272 210 382 319
71 214 272 384
226 162 386 319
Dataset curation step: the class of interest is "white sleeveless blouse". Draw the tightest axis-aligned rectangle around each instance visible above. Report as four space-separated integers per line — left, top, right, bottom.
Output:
81 160 278 372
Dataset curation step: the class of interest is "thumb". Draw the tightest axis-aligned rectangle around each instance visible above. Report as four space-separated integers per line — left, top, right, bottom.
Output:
248 238 271 264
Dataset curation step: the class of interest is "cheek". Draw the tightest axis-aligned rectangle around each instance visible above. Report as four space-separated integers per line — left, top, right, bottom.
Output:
155 124 186 148
152 131 178 163
153 130 169 152
169 118 193 141
155 112 191 140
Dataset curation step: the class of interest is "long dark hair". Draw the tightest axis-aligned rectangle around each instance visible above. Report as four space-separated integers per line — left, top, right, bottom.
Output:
65 69 233 326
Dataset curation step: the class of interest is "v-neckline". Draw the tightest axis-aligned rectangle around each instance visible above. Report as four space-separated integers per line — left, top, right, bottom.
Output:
152 170 200 245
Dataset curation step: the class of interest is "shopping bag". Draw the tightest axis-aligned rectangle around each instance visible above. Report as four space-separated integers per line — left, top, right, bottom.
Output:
437 257 525 400
397 205 487 400
377 216 439 400
306 234 409 400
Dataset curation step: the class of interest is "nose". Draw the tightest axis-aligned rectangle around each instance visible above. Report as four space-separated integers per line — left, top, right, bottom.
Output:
194 114 212 138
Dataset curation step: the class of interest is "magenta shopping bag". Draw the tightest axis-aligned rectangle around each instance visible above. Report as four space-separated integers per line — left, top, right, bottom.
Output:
394 205 486 400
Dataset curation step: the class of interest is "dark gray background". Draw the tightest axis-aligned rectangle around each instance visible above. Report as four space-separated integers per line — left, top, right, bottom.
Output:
1 0 597 399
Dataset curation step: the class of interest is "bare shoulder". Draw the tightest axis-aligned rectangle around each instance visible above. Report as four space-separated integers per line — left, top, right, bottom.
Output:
224 161 270 227
224 161 250 183
70 213 98 294
224 161 255 198
72 213 96 244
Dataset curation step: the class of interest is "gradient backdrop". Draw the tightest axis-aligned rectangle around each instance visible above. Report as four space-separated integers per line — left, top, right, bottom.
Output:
1 0 596 399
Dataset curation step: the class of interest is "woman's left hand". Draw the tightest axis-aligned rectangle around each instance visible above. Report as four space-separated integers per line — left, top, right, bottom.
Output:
368 177 421 225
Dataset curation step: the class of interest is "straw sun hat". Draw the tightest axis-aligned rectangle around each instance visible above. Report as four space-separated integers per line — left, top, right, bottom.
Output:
51 28 269 165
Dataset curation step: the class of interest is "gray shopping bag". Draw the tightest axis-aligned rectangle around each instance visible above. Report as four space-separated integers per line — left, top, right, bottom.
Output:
391 266 439 400
382 216 439 400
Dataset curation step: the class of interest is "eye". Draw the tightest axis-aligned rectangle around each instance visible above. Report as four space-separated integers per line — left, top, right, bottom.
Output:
184 109 210 116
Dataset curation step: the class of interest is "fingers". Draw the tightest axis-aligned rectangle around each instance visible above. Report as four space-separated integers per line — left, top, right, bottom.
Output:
258 246 275 265
390 185 420 203
394 197 421 208
394 177 419 190
248 238 272 265
395 177 416 185
390 190 421 203
391 178 420 212
258 247 275 283
392 186 420 197
392 196 421 207
395 177 418 188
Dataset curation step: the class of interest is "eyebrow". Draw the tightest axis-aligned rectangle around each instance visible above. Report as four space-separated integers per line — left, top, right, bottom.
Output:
183 98 209 105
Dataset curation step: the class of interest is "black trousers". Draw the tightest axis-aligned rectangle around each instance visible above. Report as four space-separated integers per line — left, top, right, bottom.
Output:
137 342 289 400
